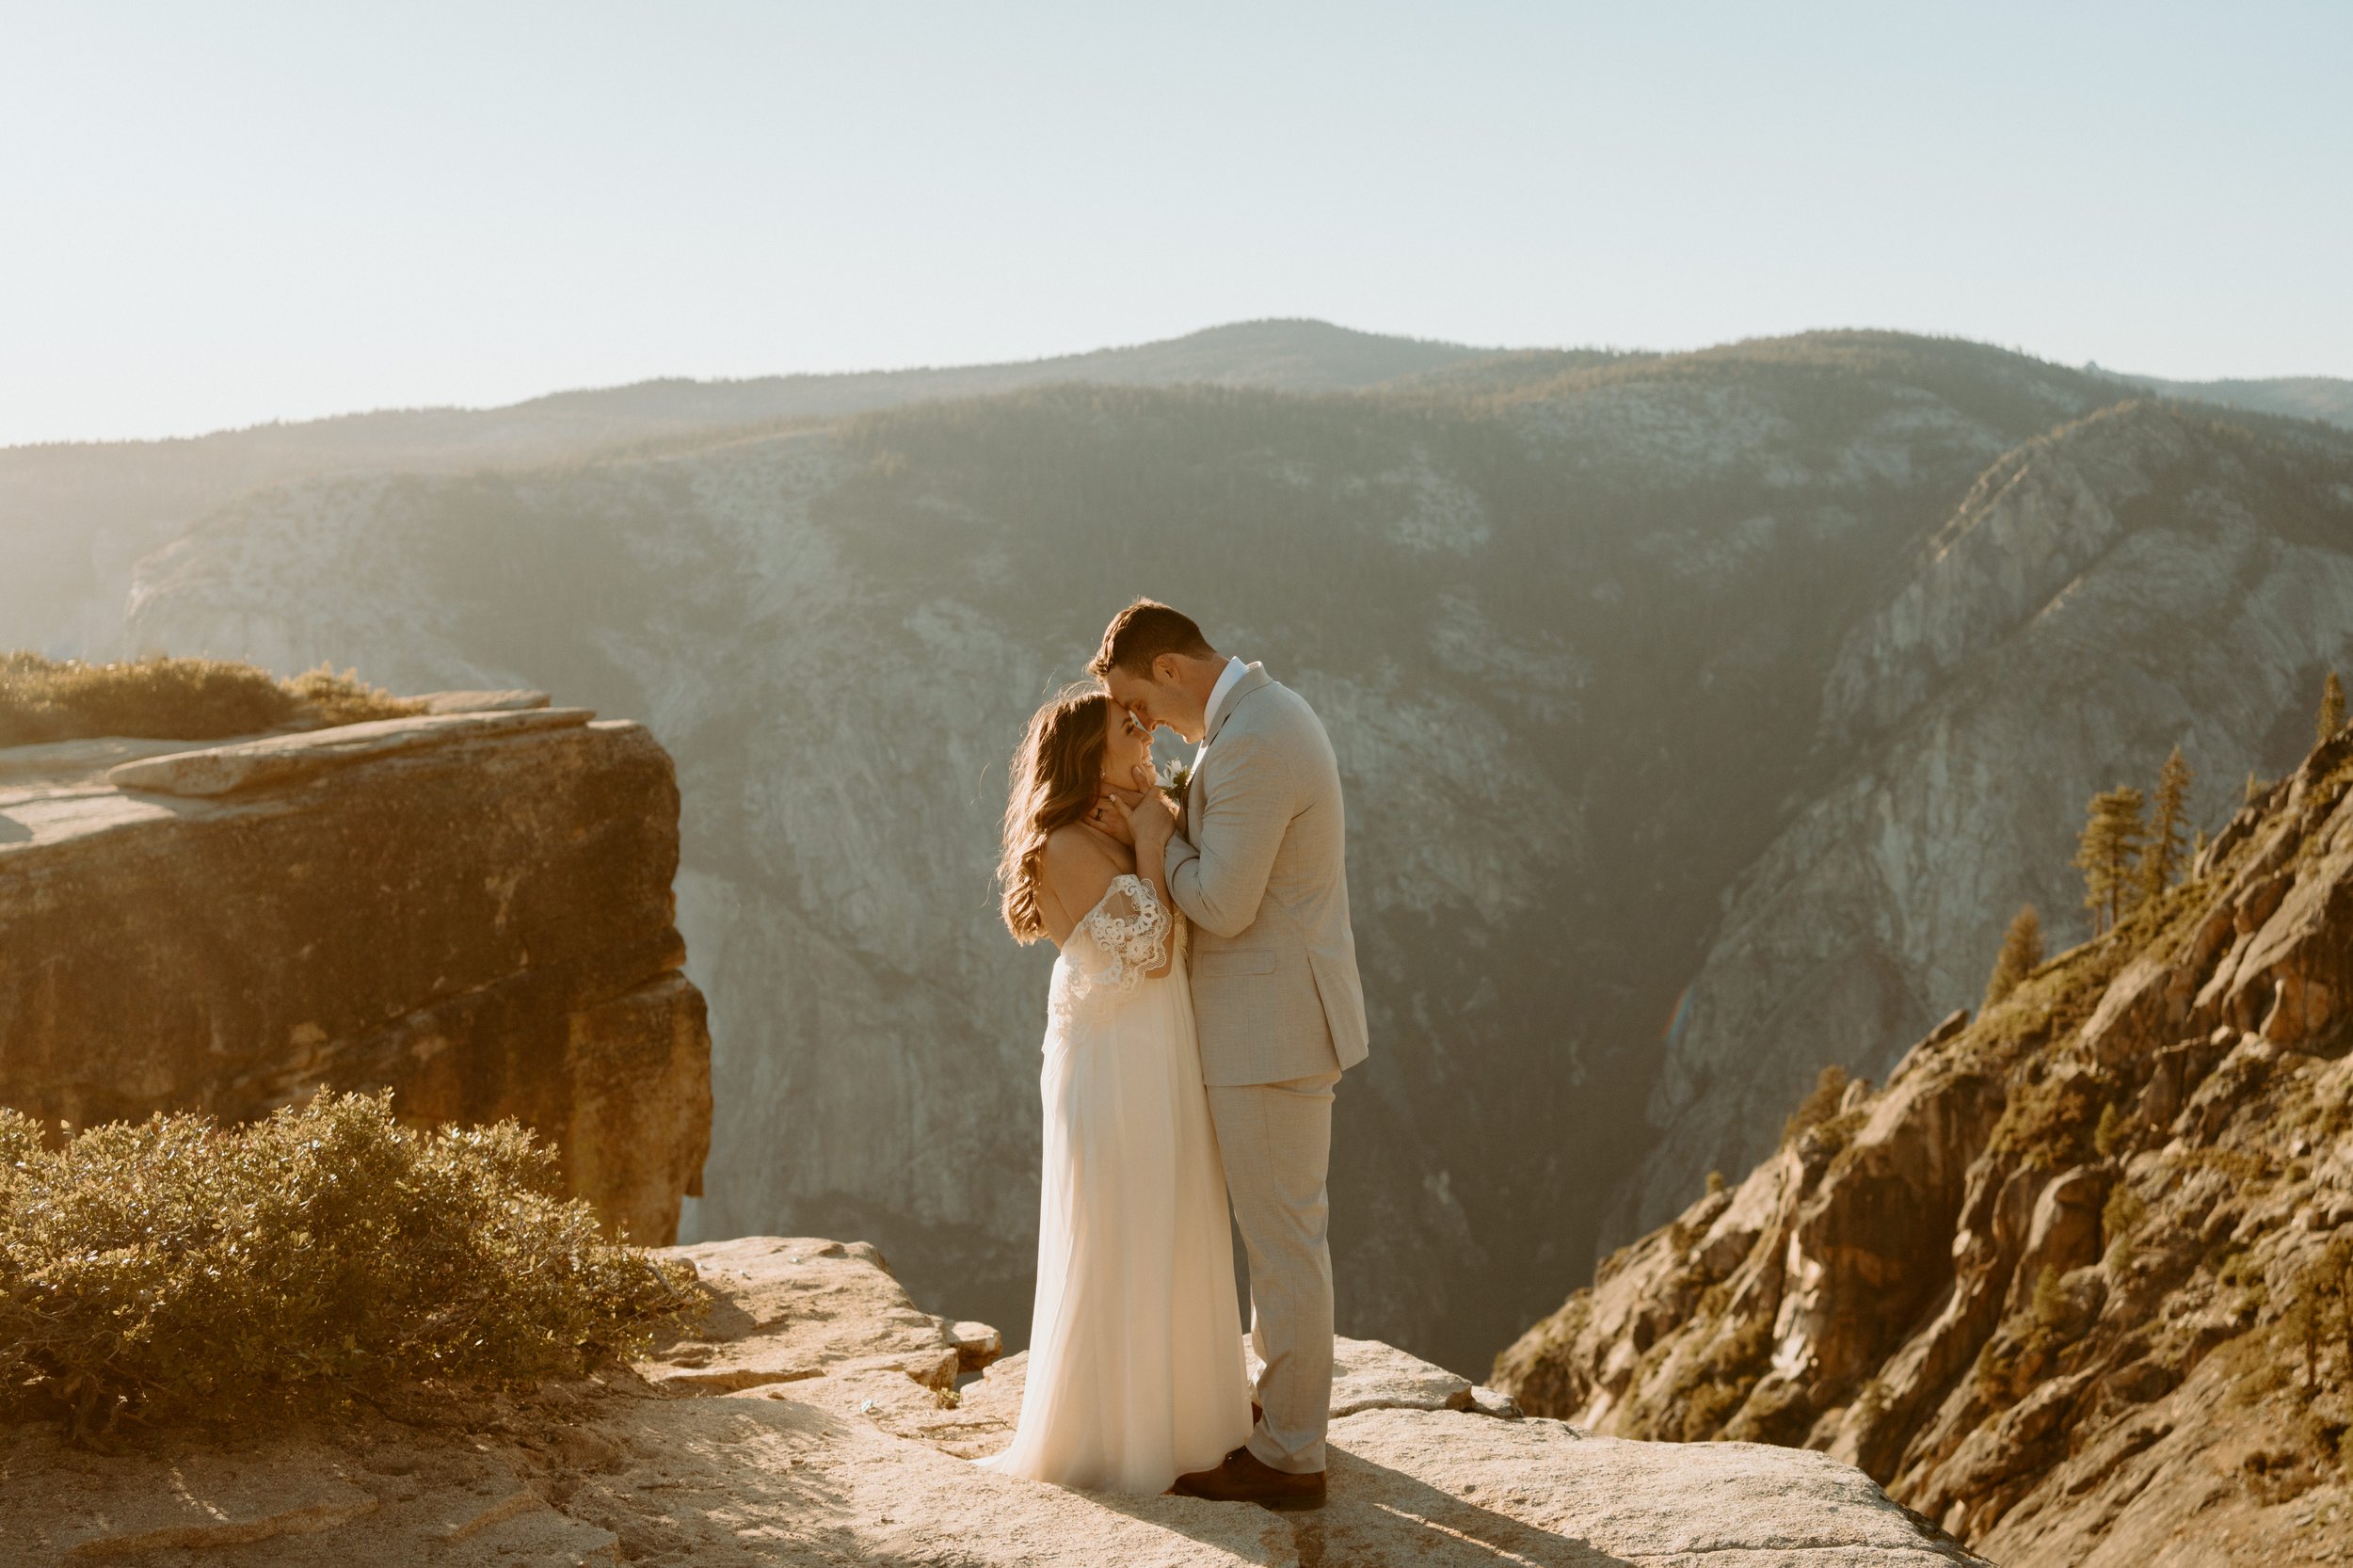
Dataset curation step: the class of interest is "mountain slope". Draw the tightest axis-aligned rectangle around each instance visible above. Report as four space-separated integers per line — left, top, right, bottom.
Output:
122 330 2353 1376
0 320 1486 661
7 314 2335 1376
2119 371 2353 431
1495 717 2353 1566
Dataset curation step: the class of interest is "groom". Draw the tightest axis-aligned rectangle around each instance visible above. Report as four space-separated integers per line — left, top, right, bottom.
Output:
1092 600 1369 1511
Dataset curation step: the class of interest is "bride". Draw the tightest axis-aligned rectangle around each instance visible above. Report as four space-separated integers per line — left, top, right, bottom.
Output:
975 683 1253 1495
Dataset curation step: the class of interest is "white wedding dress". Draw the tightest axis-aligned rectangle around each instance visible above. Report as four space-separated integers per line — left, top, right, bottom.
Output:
976 873 1253 1494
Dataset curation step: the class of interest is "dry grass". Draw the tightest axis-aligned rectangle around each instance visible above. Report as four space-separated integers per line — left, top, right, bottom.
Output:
0 653 422 748
0 1092 695 1444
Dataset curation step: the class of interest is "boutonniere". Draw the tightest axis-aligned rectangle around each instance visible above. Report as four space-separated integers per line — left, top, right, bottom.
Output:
1160 758 1193 804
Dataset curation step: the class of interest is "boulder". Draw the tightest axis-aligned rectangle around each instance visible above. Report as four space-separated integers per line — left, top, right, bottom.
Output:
2002 1167 2109 1313
949 1320 1005 1371
0 709 710 1243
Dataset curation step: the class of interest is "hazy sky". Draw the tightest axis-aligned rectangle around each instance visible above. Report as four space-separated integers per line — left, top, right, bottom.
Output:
4 1 2346 446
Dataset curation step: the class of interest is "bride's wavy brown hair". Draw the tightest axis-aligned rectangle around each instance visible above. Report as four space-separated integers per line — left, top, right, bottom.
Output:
999 684 1113 942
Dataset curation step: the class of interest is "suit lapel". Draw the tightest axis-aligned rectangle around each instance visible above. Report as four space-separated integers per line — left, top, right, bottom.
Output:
1203 664 1270 750
1188 664 1269 838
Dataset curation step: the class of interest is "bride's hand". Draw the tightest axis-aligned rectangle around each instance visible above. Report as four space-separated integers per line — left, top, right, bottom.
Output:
1111 782 1177 854
1086 788 1135 845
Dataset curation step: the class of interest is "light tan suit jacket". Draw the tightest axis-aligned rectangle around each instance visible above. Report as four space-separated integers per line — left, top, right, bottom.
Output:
1164 664 1369 1087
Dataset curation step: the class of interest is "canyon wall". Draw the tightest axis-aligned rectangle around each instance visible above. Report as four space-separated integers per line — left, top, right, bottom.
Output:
1613 400 2353 1246
102 332 2353 1371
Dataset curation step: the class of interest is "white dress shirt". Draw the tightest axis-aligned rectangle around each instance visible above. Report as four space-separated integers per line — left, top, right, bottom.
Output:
1196 655 1250 768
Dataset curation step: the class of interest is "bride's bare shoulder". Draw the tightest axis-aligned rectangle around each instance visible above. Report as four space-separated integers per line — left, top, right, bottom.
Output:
1040 825 1122 918
1041 822 1116 863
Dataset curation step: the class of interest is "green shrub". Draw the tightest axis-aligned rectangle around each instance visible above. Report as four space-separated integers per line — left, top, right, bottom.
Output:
0 652 421 747
1809 1106 1870 1160
1783 1064 1851 1146
0 1093 692 1441
1986 1068 2107 1172
2029 1265 2072 1330
1673 1310 1775 1442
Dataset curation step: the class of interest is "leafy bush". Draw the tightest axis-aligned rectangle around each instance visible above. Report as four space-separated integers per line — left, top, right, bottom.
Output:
0 652 420 747
0 1093 693 1440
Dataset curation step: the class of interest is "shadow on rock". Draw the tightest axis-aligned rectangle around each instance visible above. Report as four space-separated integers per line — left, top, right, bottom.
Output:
1089 1443 1640 1568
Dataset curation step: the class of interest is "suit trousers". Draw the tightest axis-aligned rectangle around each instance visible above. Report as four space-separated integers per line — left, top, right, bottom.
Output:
1205 1069 1341 1475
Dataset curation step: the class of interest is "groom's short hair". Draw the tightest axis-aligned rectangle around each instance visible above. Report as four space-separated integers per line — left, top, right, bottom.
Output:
1090 599 1215 679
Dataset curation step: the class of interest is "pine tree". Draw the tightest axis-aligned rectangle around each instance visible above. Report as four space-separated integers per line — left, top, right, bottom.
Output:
2138 746 2192 901
2322 670 2347 745
1983 904 2044 1010
2075 786 2148 935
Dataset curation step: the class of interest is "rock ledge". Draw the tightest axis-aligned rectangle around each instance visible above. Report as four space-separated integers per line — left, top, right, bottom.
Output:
0 1236 1982 1565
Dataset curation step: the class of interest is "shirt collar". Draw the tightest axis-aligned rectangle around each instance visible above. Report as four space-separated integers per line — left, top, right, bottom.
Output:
1201 656 1250 743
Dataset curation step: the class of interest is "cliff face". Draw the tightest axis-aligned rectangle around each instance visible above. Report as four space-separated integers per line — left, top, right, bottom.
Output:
104 333 2353 1372
0 698 712 1243
1618 401 2353 1246
1495 722 2353 1565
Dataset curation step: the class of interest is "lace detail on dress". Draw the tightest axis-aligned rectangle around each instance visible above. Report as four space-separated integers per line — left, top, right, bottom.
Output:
1049 874 1174 1023
1080 874 1171 992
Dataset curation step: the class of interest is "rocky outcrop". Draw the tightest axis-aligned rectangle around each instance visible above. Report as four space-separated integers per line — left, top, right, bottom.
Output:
0 696 711 1243
1497 722 2353 1565
0 1235 1983 1565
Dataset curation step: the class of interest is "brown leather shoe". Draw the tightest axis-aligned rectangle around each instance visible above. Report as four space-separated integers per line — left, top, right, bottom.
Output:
1173 1446 1326 1511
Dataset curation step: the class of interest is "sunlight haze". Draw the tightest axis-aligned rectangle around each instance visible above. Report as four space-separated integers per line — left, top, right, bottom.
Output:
3 0 2345 444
